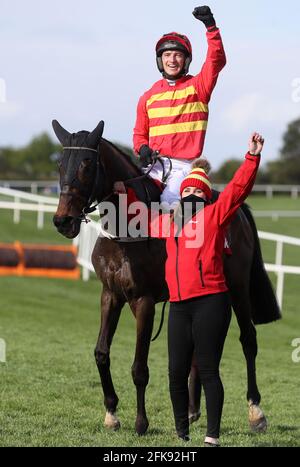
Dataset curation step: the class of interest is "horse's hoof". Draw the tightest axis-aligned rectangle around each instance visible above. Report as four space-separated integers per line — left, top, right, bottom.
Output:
248 401 267 433
250 417 268 433
189 410 201 424
104 411 121 431
135 416 149 436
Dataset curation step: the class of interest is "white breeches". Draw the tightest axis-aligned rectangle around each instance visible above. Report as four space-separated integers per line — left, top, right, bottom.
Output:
142 157 193 207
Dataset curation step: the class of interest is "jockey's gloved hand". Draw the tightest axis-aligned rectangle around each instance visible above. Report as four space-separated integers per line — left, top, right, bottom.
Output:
192 6 216 29
139 144 155 168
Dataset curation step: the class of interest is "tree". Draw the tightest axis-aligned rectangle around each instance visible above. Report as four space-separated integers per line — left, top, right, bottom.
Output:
18 133 60 179
0 134 61 180
280 117 300 161
263 118 300 184
211 158 241 183
274 117 300 183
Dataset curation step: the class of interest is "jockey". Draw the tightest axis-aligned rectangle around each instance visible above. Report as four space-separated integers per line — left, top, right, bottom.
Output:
133 5 226 207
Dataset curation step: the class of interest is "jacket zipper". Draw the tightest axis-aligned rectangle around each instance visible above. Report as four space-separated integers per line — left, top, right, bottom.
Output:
174 237 182 300
199 260 205 288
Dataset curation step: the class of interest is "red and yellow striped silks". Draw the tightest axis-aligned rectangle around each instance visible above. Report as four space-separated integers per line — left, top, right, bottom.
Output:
147 85 208 139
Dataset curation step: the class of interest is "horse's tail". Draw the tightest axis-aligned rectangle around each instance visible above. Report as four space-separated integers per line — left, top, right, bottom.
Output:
240 203 282 324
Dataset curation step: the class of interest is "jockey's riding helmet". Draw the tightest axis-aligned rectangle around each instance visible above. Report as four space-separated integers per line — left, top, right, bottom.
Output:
155 32 192 76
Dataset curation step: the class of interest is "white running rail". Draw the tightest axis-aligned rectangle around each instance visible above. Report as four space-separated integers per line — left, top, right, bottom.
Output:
1 187 299 309
1 180 299 198
74 222 300 310
0 187 97 229
0 186 58 229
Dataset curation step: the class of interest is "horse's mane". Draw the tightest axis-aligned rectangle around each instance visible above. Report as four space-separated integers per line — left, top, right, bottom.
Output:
102 138 142 175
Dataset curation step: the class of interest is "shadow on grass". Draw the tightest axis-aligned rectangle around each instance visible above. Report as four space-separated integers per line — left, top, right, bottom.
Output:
275 425 299 433
89 381 101 388
252 441 299 447
143 428 166 436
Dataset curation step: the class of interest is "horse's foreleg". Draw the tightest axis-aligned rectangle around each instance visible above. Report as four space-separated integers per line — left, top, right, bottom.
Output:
130 296 155 435
231 288 267 432
188 354 202 424
94 288 124 430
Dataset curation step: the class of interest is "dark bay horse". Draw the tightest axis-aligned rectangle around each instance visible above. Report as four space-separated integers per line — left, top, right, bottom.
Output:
52 120 281 435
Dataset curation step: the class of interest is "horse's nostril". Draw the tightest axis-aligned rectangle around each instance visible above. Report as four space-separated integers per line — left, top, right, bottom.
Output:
53 216 62 228
53 216 72 228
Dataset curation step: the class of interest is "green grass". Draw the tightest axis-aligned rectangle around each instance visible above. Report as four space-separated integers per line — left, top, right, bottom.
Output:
247 195 300 267
0 275 299 447
247 194 300 211
0 209 70 245
247 195 300 238
0 196 300 447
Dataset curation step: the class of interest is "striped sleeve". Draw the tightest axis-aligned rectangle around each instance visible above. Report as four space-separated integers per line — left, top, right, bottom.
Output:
194 28 226 103
133 94 149 155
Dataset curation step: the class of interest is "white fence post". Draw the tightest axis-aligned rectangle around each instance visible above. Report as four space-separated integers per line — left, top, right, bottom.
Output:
37 203 44 229
13 196 20 224
277 271 284 309
82 266 90 281
31 182 38 194
266 186 273 199
275 241 283 269
0 338 6 363
291 187 298 199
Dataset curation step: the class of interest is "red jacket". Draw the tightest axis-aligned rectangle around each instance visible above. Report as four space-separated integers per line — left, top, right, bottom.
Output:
150 153 260 302
133 28 226 160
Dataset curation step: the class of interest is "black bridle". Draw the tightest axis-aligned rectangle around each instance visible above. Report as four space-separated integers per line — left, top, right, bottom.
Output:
62 145 104 223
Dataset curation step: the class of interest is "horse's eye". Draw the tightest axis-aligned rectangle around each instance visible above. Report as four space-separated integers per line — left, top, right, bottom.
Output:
80 159 92 169
78 159 94 182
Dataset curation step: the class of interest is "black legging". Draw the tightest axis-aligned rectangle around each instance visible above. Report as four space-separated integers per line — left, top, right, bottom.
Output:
168 291 232 439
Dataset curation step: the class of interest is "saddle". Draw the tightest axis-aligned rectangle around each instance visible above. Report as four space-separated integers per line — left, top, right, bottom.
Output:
124 176 164 207
111 176 164 241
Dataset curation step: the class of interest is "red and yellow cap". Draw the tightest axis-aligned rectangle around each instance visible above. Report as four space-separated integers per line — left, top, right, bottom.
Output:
180 168 212 200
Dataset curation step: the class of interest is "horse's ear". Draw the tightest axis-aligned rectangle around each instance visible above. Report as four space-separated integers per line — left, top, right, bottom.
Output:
52 120 70 145
87 120 104 148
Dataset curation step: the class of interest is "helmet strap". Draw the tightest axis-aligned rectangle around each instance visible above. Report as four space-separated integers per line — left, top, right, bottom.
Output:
156 56 191 79
162 70 185 80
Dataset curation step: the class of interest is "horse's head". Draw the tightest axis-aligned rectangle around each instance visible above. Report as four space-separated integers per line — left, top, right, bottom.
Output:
52 119 105 238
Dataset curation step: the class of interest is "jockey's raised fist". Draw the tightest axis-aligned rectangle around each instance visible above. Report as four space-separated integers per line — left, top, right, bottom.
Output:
192 6 216 29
